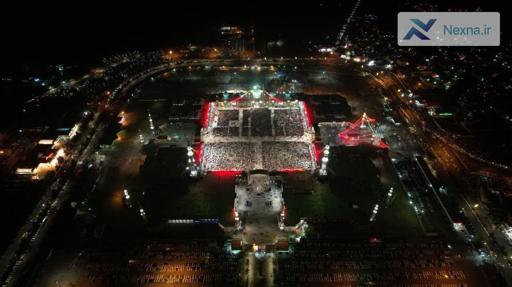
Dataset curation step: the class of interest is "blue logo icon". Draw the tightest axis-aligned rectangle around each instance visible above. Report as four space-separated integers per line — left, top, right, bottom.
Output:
403 19 437 40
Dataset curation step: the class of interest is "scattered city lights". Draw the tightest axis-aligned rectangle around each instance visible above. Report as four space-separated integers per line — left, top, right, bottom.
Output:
2 4 511 286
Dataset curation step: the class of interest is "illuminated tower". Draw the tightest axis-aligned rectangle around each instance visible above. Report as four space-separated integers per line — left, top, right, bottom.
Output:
338 113 388 148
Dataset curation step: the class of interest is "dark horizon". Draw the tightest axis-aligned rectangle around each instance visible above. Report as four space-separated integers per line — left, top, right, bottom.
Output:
1 0 507 69
1 1 512 286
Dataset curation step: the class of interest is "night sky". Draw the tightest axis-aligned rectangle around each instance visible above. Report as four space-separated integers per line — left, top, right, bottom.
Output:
0 0 506 69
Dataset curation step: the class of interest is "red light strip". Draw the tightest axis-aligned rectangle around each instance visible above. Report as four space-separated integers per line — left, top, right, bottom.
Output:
312 142 322 162
337 113 389 149
210 170 242 176
195 142 203 164
302 102 313 127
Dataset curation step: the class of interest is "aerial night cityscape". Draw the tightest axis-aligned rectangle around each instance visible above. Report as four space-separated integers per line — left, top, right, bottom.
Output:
1 1 511 286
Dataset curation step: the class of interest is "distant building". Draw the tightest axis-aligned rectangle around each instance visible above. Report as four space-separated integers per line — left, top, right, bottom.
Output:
219 26 246 53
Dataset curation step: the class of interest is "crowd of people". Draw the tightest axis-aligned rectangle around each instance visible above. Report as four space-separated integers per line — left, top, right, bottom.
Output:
262 142 314 171
202 101 314 172
215 109 239 127
202 142 256 171
277 239 477 285
50 242 240 286
202 141 314 171
274 108 304 137
207 106 305 138
249 108 272 136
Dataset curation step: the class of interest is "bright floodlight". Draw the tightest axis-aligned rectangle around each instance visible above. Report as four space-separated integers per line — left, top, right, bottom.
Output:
251 85 262 99
504 225 512 241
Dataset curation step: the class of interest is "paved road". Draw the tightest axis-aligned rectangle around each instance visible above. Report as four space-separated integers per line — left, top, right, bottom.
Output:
1 57 356 286
373 70 512 285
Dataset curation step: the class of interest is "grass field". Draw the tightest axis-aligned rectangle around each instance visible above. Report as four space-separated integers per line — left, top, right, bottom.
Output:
282 146 423 236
